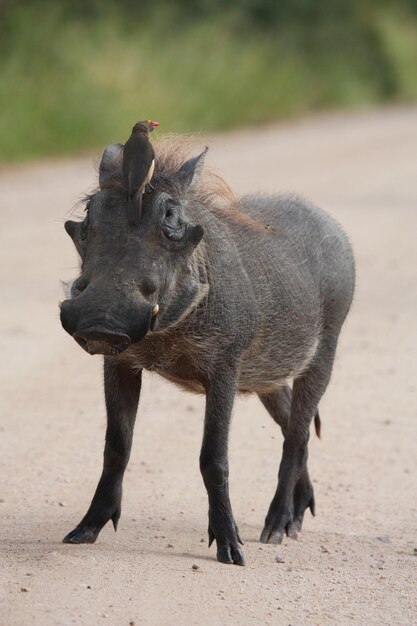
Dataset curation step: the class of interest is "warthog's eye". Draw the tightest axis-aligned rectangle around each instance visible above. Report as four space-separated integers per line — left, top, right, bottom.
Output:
162 202 185 241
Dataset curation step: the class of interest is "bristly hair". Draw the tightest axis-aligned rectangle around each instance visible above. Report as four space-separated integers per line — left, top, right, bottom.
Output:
68 191 96 220
153 135 262 230
79 192 95 210
154 135 233 211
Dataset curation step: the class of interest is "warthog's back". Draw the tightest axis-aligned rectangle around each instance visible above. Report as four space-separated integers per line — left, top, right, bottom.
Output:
223 194 355 393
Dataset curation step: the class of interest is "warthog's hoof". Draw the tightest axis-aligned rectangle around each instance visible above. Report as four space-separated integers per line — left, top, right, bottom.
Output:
63 525 100 544
260 484 315 544
260 527 285 544
208 522 245 566
62 503 121 544
216 543 245 566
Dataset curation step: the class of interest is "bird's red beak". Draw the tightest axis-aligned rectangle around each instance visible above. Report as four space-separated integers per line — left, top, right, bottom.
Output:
151 121 160 128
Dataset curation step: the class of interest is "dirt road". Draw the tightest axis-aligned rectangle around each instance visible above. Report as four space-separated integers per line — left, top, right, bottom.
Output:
1 107 416 625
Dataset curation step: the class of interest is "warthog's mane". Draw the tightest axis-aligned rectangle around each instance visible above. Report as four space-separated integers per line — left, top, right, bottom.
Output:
154 135 233 212
154 136 262 231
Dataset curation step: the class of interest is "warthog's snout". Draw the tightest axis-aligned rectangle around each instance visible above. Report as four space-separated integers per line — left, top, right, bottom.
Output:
60 296 159 355
73 328 131 356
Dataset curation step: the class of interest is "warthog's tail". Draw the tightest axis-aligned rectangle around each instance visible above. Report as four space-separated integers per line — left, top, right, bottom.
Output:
314 410 321 438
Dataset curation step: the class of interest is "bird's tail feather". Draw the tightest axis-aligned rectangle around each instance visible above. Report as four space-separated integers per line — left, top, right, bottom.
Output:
128 192 142 226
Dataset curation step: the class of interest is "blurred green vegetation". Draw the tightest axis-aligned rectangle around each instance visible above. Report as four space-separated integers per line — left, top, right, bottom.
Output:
0 0 416 161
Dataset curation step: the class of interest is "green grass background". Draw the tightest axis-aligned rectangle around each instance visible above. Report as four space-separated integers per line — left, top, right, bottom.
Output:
1 0 416 162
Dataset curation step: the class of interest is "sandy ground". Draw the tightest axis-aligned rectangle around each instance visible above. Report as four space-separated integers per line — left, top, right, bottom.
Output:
0 107 416 626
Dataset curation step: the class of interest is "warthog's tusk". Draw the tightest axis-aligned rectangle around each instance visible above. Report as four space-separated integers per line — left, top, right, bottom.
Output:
151 304 159 317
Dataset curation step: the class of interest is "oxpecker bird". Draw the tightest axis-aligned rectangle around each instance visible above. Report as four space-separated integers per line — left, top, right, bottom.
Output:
122 119 159 225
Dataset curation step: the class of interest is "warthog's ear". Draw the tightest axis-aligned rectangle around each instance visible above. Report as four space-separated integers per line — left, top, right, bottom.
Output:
99 143 123 188
175 147 208 190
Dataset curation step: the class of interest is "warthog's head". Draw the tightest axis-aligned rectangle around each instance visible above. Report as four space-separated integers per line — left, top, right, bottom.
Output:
60 141 208 356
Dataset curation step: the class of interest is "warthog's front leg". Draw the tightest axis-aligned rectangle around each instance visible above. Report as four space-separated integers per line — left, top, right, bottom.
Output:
63 358 141 544
200 367 244 566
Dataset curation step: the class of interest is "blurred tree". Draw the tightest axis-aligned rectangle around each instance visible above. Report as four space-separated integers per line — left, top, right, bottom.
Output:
0 0 416 160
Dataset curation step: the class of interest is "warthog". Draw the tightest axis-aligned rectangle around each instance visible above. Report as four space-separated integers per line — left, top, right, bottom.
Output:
60 135 355 565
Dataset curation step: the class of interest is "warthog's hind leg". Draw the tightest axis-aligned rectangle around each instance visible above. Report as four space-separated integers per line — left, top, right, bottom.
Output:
258 332 339 544
259 385 315 542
